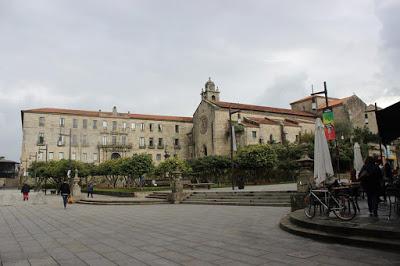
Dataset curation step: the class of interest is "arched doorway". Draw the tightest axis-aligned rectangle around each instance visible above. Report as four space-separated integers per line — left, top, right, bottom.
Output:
111 152 121 160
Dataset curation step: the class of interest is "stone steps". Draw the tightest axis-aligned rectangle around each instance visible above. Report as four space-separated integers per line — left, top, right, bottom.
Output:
182 201 290 207
77 199 168 205
280 210 400 251
145 192 170 199
182 191 292 207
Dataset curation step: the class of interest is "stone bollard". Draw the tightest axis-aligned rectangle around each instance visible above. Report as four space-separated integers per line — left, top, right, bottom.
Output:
291 155 314 212
168 170 184 204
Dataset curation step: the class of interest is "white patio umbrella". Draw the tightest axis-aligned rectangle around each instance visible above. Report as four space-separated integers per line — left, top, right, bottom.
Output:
353 142 364 179
314 118 334 186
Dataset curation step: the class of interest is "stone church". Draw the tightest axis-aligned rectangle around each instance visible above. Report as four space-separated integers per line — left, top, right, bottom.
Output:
20 79 316 170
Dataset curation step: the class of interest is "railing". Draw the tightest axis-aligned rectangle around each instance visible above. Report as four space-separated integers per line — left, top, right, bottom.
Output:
97 143 133 149
157 144 164 149
174 144 181 150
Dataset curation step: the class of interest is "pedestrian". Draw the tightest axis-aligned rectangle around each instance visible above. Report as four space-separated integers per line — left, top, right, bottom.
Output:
59 181 71 209
21 183 30 201
358 156 382 217
87 182 94 198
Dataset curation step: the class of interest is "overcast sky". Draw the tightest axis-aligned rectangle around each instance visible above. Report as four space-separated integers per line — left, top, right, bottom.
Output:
1 0 399 161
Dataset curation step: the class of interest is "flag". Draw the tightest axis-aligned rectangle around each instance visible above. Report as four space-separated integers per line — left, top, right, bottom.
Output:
232 125 237 151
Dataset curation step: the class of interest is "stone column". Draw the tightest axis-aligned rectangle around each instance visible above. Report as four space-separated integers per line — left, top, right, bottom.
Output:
72 168 82 201
291 155 314 212
168 170 184 204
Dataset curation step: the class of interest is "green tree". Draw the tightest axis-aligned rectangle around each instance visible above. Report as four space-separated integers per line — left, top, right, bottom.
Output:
96 159 122 188
187 155 231 184
155 157 191 178
120 154 154 187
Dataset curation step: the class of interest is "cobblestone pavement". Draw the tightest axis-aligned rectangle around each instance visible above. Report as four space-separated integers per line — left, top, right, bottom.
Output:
1 190 400 266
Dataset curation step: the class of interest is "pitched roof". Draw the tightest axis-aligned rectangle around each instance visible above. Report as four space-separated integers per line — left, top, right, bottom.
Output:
290 95 339 105
245 117 280 125
317 96 351 110
214 101 315 118
22 108 193 123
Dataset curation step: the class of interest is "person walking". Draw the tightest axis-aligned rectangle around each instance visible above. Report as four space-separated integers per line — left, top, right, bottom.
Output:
87 182 94 198
21 183 30 201
359 156 382 217
59 181 71 209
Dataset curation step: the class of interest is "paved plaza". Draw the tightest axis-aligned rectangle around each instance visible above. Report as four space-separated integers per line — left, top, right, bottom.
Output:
1 190 400 266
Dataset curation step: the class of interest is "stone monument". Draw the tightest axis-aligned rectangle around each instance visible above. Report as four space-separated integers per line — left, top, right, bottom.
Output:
290 155 314 212
168 170 185 203
72 168 82 201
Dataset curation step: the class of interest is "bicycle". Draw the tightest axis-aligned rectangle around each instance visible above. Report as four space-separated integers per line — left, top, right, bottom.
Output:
304 184 357 221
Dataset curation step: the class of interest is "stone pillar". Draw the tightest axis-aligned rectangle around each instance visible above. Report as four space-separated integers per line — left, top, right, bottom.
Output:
168 170 184 204
72 168 82 201
291 155 314 212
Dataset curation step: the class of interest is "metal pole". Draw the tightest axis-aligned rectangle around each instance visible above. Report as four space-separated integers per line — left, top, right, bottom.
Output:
229 108 234 190
375 103 384 161
69 128 72 183
44 144 48 195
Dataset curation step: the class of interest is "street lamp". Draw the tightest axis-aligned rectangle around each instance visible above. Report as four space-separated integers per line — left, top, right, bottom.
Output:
38 144 48 194
229 107 241 190
59 128 72 182
311 81 340 178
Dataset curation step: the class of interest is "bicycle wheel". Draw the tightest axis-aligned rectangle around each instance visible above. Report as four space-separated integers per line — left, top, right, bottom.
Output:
304 194 316 218
333 195 356 221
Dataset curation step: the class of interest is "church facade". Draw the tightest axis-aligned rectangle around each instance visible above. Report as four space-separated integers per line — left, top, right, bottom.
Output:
20 79 316 170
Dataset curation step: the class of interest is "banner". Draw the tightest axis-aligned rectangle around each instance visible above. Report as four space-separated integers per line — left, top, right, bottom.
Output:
322 108 336 141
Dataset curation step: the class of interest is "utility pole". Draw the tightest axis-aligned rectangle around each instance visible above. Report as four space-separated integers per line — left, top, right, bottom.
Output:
229 107 240 190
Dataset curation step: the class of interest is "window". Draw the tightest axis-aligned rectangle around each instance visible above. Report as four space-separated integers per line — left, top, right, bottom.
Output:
82 153 87 161
149 137 154 147
73 119 78 128
121 135 126 145
93 153 98 161
112 135 117 145
38 132 45 145
140 123 145 131
158 138 163 146
158 124 163 132
295 135 299 142
112 121 117 131
252 131 257 138
175 125 179 133
139 137 145 148
123 122 127 131
156 154 162 161
269 134 273 143
72 135 78 146
102 136 107 145
59 117 65 127
48 152 54 160
131 123 136 130
58 135 65 146
82 135 87 145
71 152 76 160
38 153 43 161
174 138 179 146
103 121 107 129
59 152 64 160
83 119 87 129
93 120 97 129
149 123 154 132
39 117 45 127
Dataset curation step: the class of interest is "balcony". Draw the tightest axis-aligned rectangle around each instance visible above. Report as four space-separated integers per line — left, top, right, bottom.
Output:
148 144 155 149
97 142 132 150
139 144 146 149
36 140 46 146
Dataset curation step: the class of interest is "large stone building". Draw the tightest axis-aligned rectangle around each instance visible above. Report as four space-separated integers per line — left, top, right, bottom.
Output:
20 79 316 170
290 94 378 134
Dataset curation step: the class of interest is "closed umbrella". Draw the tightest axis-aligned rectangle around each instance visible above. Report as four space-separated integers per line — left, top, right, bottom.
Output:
314 118 334 186
353 142 363 179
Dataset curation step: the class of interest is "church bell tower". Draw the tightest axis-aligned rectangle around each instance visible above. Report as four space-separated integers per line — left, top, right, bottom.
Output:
201 77 220 102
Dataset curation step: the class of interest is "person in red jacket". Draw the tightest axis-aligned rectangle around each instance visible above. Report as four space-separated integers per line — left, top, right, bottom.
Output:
21 183 30 201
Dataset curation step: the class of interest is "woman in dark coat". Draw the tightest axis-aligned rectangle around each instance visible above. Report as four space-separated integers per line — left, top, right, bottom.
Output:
359 156 382 216
21 183 30 201
59 181 71 209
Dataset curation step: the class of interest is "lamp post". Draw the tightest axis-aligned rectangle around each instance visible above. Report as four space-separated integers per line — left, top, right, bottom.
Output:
59 128 72 182
38 144 48 194
229 107 241 190
311 81 340 178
